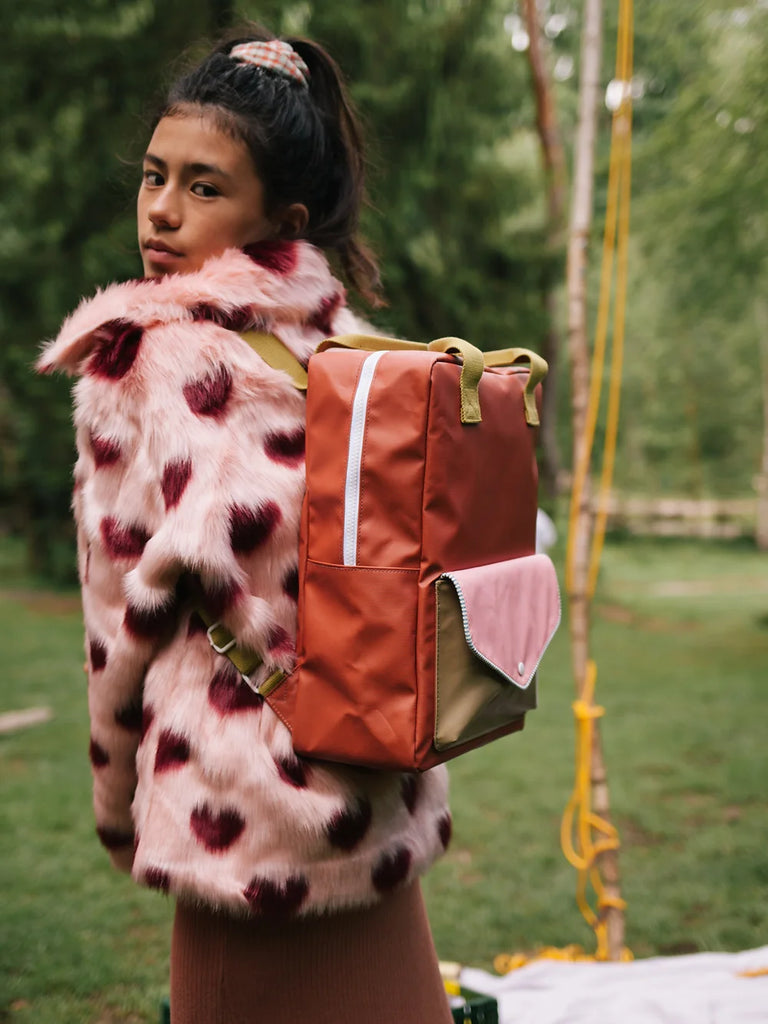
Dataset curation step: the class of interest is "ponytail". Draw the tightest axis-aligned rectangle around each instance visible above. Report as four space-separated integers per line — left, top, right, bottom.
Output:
287 38 383 306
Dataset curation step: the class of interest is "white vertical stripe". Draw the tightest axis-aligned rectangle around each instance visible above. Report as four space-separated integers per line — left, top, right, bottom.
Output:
343 350 386 566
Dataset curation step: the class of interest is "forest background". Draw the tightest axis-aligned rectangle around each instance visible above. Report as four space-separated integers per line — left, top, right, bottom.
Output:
0 0 766 580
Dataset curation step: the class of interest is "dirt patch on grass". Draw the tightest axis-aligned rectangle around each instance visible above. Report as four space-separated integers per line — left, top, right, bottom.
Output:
639 762 676 777
596 602 693 632
1 590 80 615
658 790 719 832
647 578 768 598
617 815 667 848
444 846 484 885
682 902 710 927
94 1011 145 1024
658 939 700 955
90 993 148 1024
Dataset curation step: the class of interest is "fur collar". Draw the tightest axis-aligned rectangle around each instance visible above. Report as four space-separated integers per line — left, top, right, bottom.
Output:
38 242 346 376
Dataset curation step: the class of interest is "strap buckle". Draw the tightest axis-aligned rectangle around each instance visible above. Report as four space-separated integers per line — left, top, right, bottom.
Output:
240 669 260 692
206 621 237 655
205 619 285 697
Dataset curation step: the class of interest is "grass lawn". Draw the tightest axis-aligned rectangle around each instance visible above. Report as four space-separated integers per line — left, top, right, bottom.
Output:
2 534 768 1021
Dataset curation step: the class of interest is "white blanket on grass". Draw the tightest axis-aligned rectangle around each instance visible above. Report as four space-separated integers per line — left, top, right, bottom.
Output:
461 946 768 1023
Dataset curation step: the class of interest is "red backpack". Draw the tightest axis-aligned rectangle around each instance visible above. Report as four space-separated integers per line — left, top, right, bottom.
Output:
205 334 561 771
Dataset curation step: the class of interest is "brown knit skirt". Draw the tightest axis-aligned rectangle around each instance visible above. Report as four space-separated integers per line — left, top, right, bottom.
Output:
170 881 454 1024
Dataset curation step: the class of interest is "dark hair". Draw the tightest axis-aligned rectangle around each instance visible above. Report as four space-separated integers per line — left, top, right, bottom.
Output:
158 25 383 306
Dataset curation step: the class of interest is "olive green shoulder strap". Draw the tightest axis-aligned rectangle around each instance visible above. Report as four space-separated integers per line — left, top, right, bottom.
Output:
193 329 306 693
240 330 308 391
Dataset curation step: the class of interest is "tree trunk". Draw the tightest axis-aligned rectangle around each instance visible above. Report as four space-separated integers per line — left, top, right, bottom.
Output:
538 293 563 497
523 0 568 497
566 0 626 961
210 0 235 33
567 0 601 452
523 0 568 235
755 292 768 550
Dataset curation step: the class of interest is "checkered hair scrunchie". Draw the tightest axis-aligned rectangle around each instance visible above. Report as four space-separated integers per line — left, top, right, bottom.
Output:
229 40 310 87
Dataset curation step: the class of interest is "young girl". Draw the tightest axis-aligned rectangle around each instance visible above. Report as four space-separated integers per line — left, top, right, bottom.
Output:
38 27 453 1024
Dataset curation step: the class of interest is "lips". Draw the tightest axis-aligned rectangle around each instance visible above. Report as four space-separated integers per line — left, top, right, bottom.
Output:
144 239 183 257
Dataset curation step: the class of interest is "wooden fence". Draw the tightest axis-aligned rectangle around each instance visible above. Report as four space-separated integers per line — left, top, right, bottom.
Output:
603 495 756 540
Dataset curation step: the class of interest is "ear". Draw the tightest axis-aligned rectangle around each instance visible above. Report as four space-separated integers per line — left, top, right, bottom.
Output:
275 203 309 240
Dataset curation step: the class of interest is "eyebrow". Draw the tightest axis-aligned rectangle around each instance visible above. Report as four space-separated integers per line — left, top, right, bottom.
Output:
143 152 232 179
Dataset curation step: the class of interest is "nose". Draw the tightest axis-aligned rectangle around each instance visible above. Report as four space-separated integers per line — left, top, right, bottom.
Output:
147 185 181 230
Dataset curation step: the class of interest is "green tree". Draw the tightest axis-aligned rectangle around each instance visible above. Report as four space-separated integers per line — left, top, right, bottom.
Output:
0 0 219 579
253 0 555 347
2 0 557 578
620 1 767 508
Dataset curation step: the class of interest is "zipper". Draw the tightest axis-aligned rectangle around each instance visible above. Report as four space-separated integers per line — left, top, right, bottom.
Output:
343 350 386 566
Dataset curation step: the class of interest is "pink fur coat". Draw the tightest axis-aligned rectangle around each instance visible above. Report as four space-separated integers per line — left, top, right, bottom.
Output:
38 242 451 919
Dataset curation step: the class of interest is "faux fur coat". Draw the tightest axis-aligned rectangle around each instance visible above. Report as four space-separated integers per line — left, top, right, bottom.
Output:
38 242 451 919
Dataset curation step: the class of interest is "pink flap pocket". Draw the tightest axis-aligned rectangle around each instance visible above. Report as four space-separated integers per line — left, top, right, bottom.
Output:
433 554 560 751
440 553 561 690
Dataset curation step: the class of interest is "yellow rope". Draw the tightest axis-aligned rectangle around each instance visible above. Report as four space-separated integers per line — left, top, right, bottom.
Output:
562 0 634 964
588 0 634 595
560 660 632 962
497 1 634 975
566 0 634 599
494 945 601 975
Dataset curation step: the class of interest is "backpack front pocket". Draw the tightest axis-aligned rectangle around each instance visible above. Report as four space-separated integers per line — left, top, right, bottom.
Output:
434 553 561 750
293 559 421 768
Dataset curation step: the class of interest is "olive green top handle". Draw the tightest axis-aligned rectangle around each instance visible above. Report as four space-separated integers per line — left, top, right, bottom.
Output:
427 337 485 424
483 347 549 426
322 335 545 427
322 333 485 424
242 331 545 428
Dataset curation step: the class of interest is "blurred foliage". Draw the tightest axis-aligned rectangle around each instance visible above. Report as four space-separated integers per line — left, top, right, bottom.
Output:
616 0 767 496
0 0 217 580
0 0 767 579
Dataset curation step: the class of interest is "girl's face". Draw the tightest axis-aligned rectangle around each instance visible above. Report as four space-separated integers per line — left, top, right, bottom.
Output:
137 111 275 278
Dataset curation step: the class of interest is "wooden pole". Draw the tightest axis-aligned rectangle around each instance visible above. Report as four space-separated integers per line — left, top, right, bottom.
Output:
522 0 568 497
568 0 601 457
566 0 626 960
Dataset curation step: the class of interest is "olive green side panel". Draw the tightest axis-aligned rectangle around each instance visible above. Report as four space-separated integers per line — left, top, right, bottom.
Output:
434 579 537 750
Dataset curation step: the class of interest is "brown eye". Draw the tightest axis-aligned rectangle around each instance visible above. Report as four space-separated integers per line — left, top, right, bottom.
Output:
191 182 220 198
